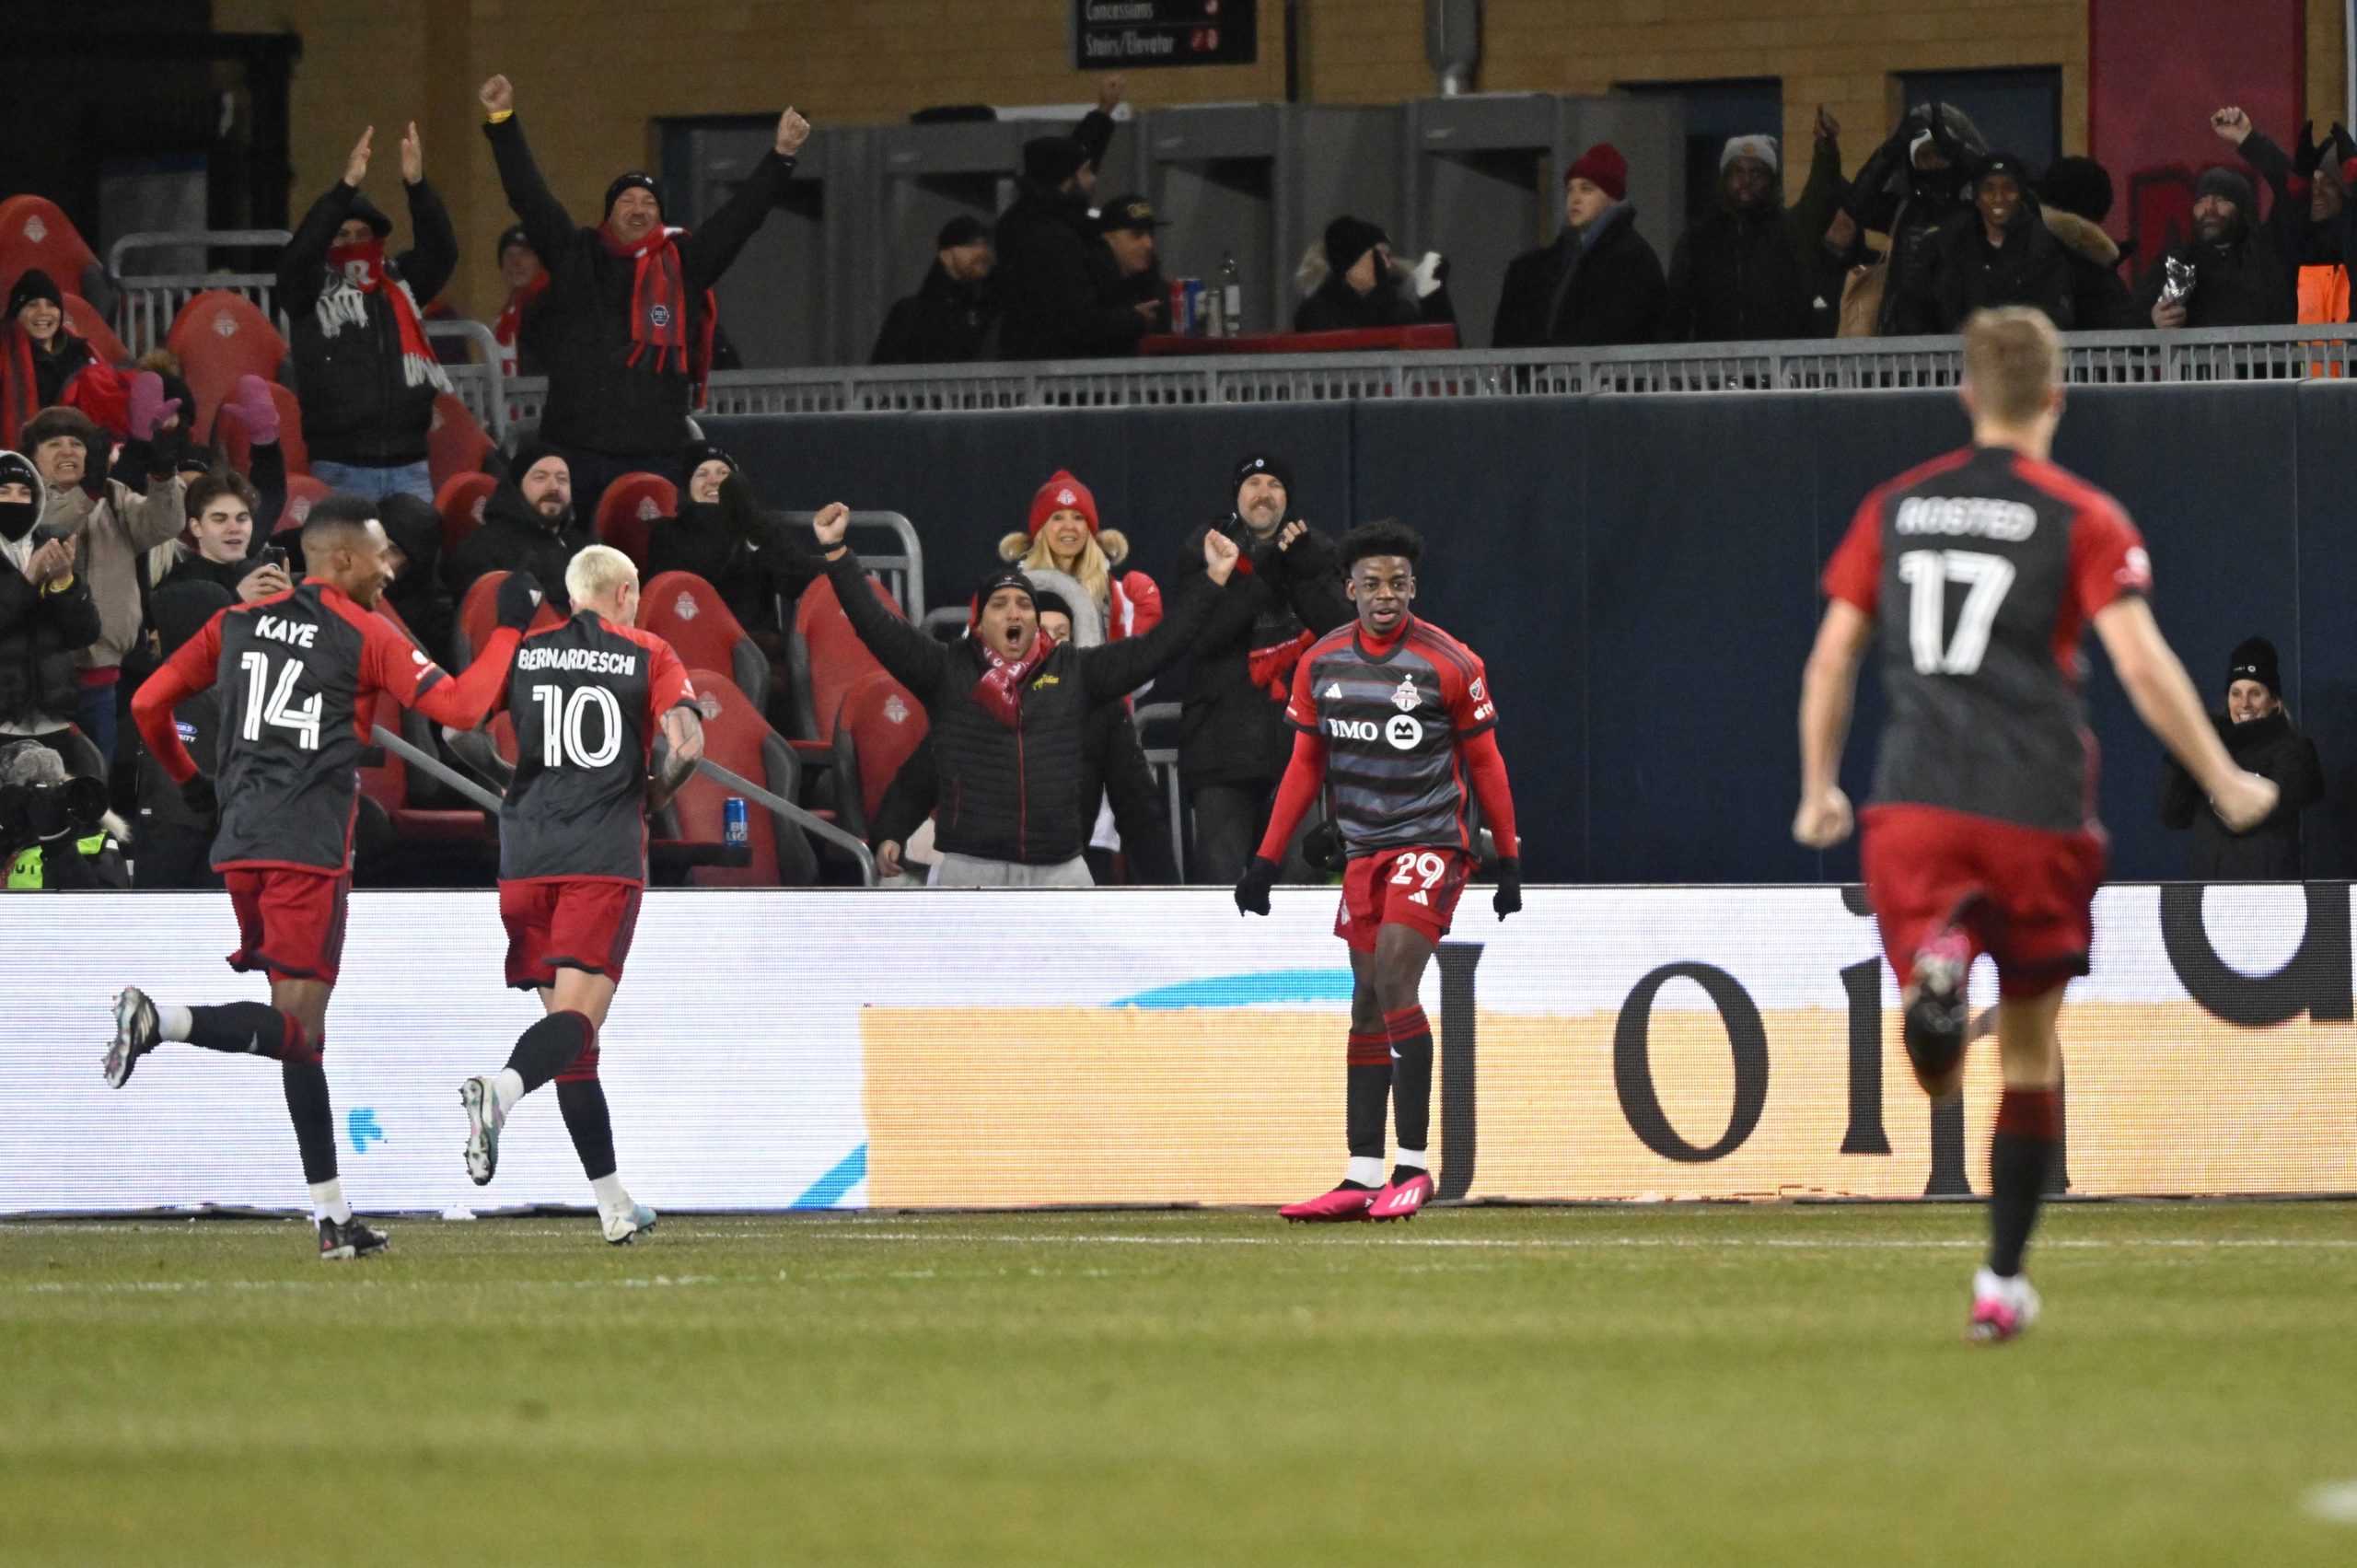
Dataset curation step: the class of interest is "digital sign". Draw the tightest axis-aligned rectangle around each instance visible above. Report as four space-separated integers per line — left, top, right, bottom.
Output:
1074 0 1256 70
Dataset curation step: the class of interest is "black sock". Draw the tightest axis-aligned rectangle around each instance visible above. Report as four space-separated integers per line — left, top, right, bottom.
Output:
1988 1088 2061 1277
1344 1028 1389 1179
281 1056 339 1185
505 1010 596 1098
1386 1005 1434 1153
186 1002 300 1058
557 1077 618 1182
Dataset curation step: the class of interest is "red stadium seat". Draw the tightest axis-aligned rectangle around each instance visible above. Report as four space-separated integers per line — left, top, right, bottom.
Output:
272 473 333 534
354 692 491 850
454 568 563 665
830 670 928 840
164 291 288 440
0 197 106 311
642 570 766 710
791 573 896 745
436 471 496 559
426 393 492 495
215 380 308 476
60 294 129 366
594 471 677 571
670 668 816 887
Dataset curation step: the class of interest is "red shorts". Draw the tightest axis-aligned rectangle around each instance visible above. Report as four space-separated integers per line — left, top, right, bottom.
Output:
1860 803 2107 1001
500 878 644 991
1336 846 1473 953
225 867 352 985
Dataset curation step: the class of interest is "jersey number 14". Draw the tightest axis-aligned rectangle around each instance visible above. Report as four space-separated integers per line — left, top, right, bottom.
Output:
237 650 323 751
1896 549 2016 677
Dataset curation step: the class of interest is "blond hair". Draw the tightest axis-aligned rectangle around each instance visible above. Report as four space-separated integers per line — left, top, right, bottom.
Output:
564 543 638 611
1960 307 2062 424
997 526 1131 612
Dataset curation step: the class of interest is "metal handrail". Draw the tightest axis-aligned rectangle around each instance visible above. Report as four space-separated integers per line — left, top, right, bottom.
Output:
772 510 926 619
109 229 294 358
421 319 509 441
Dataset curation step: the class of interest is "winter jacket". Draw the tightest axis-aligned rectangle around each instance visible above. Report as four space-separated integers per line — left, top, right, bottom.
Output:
43 461 185 673
823 546 1223 865
2134 133 2300 328
871 261 998 365
644 502 821 636
1845 103 1988 335
485 113 796 459
157 551 272 599
276 180 458 467
1170 517 1351 789
2159 709 2324 878
1661 140 1844 343
2044 208 2135 331
0 497 101 738
444 481 592 610
1888 204 2076 333
1492 203 1666 348
1293 256 1457 334
994 181 1152 358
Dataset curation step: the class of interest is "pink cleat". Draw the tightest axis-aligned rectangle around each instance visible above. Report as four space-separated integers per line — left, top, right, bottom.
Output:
1965 1267 2040 1345
1367 1171 1434 1221
1280 1185 1377 1223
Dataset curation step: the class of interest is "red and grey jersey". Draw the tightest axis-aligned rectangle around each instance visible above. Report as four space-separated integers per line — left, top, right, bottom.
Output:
157 582 454 872
499 611 695 884
1825 444 2152 833
1285 616 1497 857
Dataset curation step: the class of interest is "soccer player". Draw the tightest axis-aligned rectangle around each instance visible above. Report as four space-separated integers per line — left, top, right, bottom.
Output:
457 544 702 1245
108 496 541 1260
1795 307 2278 1342
1234 520 1520 1223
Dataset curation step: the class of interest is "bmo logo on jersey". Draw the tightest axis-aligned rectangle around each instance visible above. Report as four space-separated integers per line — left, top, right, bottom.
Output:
1327 717 1380 742
1385 714 1421 749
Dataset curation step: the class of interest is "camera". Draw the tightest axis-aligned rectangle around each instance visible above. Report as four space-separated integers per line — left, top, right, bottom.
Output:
0 743 107 851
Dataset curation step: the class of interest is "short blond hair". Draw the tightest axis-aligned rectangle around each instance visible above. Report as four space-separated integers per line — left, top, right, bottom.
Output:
1960 307 2062 424
564 543 638 610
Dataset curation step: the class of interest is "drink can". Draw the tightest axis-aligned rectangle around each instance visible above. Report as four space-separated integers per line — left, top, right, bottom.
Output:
1182 278 1206 335
724 796 749 848
1167 279 1190 335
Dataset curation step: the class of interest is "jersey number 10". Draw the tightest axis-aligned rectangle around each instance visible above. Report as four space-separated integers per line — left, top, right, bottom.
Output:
531 684 623 769
1896 549 2016 677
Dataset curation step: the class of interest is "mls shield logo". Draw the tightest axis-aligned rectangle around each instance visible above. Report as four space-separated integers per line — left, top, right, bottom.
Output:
1390 674 1420 713
648 303 673 330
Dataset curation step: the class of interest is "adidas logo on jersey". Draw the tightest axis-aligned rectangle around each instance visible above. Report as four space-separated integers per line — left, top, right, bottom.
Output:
1325 682 1343 700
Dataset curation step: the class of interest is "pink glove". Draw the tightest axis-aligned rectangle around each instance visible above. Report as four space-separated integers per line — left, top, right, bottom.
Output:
126 372 183 442
223 374 280 446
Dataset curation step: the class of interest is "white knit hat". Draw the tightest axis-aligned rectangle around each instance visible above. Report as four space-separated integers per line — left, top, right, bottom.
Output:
1720 134 1781 174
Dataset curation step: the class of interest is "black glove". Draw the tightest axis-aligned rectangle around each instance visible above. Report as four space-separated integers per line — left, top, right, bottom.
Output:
495 571 544 631
1234 854 1279 917
1492 855 1522 921
2293 120 2324 179
180 772 219 820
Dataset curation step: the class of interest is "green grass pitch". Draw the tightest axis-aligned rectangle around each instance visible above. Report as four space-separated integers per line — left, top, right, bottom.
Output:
5 1202 2354 1565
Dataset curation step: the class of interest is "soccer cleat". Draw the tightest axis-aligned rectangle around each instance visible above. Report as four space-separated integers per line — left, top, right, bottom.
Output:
603 1202 658 1246
1279 1185 1377 1224
104 988 160 1089
318 1216 389 1261
458 1076 502 1186
1965 1266 2041 1345
1367 1171 1435 1222
1903 926 1974 1085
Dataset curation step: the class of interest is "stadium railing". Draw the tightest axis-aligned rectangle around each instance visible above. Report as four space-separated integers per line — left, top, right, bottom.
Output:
108 229 292 359
420 318 508 441
771 509 926 621
500 325 2357 418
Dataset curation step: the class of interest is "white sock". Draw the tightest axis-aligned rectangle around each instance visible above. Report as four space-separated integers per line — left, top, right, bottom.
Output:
1344 1156 1385 1188
491 1068 527 1121
308 1179 352 1225
158 1004 192 1041
590 1173 630 1218
1395 1148 1429 1172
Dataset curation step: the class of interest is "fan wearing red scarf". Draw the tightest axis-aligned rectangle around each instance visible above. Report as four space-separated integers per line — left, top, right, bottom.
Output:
479 73 809 519
274 122 459 505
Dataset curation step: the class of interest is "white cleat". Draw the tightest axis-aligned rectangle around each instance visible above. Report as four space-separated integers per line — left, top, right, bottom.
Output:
459 1076 502 1186
105 988 160 1089
603 1202 657 1246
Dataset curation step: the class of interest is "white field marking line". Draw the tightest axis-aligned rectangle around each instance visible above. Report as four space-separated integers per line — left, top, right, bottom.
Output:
4 1274 725 1295
800 1232 2357 1250
2305 1481 2357 1525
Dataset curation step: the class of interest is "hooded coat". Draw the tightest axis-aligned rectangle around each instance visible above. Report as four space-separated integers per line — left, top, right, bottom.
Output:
2042 207 2135 330
0 453 100 737
1889 186 2077 334
443 453 593 610
1492 203 1666 348
376 493 460 667
1845 102 1990 334
2159 709 2324 878
1660 138 1845 343
992 111 1134 361
2134 134 2300 328
644 469 821 634
1293 248 1458 334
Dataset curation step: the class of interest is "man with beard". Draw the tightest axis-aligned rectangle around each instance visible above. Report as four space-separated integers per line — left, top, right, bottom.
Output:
446 443 591 610
995 76 1142 360
2160 636 2323 877
2142 108 2299 328
1171 452 1352 883
872 215 997 366
1661 115 1846 343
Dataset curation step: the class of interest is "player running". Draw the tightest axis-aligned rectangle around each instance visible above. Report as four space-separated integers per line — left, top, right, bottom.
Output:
1235 520 1519 1223
458 545 702 1246
109 496 540 1260
1795 308 2278 1342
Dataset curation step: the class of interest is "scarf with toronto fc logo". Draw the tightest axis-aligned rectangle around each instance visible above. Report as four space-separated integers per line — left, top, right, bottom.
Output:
319 238 452 393
600 221 717 409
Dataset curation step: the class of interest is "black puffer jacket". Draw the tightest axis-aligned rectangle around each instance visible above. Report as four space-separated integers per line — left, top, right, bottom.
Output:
444 478 592 611
1845 102 1989 334
824 548 1223 865
276 179 458 467
2160 709 2325 879
1171 518 1350 789
0 471 101 736
1492 204 1666 348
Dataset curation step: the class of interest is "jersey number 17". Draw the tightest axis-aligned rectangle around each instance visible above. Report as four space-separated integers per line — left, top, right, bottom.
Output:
1896 549 2016 677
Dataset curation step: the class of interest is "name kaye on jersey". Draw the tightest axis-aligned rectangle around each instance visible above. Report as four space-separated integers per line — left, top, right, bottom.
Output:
252 615 319 648
1894 495 2037 542
516 647 642 676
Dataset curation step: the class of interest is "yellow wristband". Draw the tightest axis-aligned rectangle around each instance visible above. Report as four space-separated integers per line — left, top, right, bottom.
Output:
487 108 514 124
43 574 75 593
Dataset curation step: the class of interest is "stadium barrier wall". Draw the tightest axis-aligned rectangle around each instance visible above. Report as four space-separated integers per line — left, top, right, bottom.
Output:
6 887 2351 1214
711 378 2357 886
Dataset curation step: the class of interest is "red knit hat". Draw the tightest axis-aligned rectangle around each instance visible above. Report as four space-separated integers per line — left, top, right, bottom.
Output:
1028 469 1099 536
1566 143 1629 203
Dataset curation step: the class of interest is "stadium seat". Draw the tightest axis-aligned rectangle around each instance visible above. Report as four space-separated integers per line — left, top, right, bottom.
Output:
215 380 308 476
791 573 897 746
830 670 928 841
59 294 130 366
642 570 765 711
454 568 563 666
425 393 492 495
354 692 492 852
594 471 676 571
670 668 816 887
272 473 332 533
0 196 109 314
436 471 496 559
164 291 289 440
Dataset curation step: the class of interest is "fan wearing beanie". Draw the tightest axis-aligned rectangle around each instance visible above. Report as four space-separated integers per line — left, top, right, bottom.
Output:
873 214 1001 366
3 268 134 442
1662 110 1850 342
1294 215 1457 332
2138 106 2300 330
2036 156 2137 330
995 75 1160 360
1886 152 2077 333
999 469 1162 647
1493 143 1666 347
478 71 807 517
2157 635 2323 878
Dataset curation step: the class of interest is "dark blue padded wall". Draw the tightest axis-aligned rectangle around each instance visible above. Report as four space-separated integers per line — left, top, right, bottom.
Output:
710 385 2353 885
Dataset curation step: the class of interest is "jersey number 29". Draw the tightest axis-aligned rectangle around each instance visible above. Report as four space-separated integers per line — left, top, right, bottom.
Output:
1896 549 2016 677
530 684 623 769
